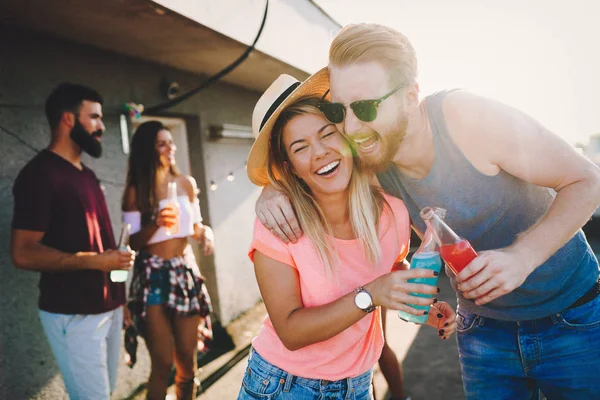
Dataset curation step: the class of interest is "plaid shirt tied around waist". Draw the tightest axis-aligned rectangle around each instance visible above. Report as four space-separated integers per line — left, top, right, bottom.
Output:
129 248 212 322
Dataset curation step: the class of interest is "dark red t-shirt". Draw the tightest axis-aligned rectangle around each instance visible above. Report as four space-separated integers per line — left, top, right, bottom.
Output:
12 150 125 314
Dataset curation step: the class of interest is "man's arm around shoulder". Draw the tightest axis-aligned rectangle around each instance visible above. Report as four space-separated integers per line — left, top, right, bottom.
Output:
255 184 303 243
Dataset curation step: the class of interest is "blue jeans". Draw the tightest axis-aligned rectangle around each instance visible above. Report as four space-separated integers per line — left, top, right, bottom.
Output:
457 295 600 400
237 348 373 399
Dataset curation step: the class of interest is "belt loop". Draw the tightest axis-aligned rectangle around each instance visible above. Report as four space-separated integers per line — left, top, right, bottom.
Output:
345 375 354 399
283 371 293 392
477 315 485 327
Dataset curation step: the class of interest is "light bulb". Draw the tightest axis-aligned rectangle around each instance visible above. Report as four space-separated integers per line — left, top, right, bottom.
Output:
210 181 217 191
227 172 234 182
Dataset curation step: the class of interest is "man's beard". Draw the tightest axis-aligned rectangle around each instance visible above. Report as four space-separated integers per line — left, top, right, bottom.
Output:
70 120 103 158
355 125 406 174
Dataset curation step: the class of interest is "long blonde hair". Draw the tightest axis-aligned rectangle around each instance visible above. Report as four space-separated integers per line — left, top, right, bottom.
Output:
329 23 418 88
267 96 386 275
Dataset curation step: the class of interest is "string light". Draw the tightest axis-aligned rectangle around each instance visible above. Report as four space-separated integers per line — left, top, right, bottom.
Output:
205 160 248 191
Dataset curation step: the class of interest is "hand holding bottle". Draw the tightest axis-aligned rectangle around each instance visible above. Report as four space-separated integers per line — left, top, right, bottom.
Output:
455 246 534 306
110 223 135 282
97 249 135 273
156 204 178 229
364 268 439 316
426 207 530 305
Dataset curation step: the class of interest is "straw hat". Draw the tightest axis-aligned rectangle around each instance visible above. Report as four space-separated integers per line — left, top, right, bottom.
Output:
247 67 330 186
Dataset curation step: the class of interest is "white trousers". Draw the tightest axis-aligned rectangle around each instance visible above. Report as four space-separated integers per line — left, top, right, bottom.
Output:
39 307 123 400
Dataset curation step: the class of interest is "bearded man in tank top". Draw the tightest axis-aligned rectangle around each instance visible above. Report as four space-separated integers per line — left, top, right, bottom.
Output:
255 23 600 400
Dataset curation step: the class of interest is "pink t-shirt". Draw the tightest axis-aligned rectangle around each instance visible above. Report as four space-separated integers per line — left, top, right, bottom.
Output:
248 194 410 380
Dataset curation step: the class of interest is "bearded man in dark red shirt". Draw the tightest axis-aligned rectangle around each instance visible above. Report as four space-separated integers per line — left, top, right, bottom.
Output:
11 83 135 399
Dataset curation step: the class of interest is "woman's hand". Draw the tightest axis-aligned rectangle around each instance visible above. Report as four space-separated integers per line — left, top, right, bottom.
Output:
200 226 215 256
155 204 178 228
192 224 215 256
365 269 439 316
426 301 457 340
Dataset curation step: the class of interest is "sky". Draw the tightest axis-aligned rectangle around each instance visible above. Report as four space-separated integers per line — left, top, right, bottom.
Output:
315 0 600 147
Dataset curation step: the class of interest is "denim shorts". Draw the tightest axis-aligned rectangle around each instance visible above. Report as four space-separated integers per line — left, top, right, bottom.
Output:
457 294 600 400
146 267 170 306
237 348 373 399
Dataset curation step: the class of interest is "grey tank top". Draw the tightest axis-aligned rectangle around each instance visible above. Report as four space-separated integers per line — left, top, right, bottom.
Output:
377 90 599 321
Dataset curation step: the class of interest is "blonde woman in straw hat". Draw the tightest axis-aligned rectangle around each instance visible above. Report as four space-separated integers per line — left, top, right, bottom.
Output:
238 69 457 400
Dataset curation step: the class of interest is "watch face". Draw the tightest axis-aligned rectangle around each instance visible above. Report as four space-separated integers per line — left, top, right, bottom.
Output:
355 291 372 309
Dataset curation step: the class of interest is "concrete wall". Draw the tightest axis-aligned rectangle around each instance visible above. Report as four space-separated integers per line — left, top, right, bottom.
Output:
0 25 263 399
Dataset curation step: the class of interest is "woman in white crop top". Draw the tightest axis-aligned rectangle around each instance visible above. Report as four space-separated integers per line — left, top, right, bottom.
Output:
122 121 214 400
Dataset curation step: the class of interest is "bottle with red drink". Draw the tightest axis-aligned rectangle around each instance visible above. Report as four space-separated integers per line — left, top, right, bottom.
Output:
422 207 478 275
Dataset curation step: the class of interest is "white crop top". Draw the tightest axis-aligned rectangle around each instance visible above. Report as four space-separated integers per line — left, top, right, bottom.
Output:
123 196 203 245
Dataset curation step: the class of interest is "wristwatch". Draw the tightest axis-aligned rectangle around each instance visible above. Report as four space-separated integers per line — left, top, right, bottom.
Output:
354 286 376 313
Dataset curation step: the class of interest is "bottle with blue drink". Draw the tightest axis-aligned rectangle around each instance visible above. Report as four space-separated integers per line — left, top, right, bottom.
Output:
397 207 445 324
110 223 131 283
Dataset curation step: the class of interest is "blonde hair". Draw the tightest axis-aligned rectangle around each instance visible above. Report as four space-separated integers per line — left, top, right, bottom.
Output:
267 96 386 275
329 23 418 87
